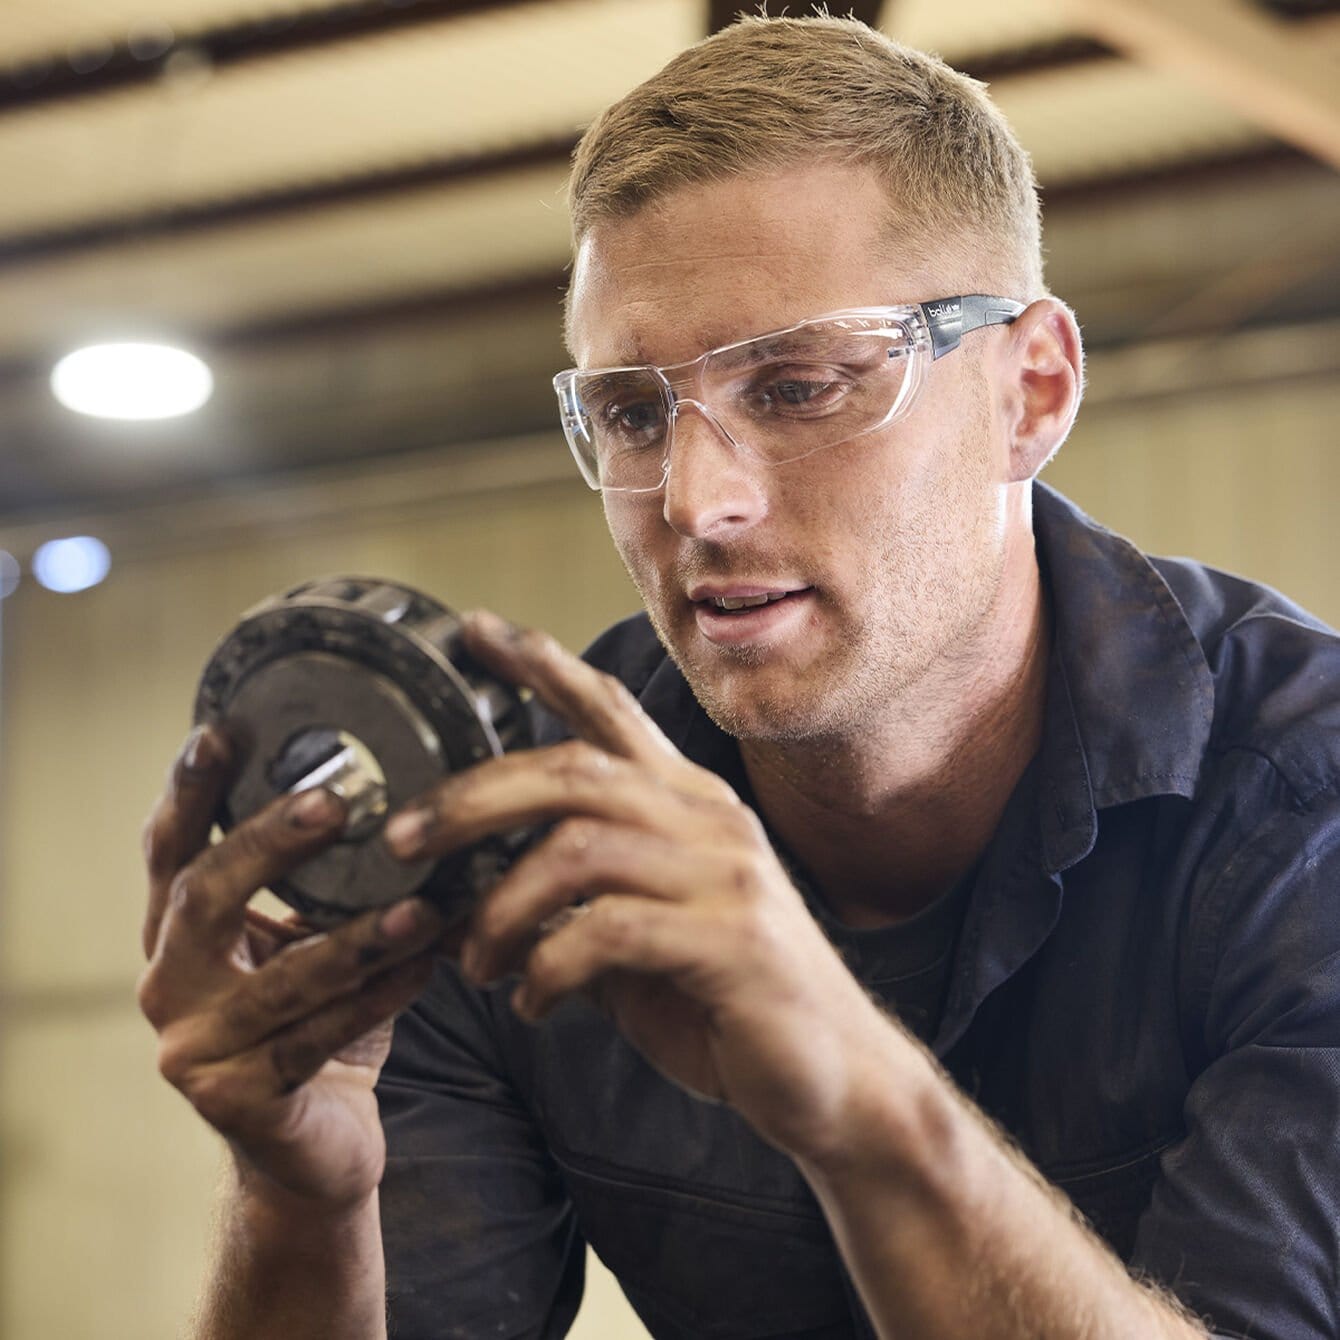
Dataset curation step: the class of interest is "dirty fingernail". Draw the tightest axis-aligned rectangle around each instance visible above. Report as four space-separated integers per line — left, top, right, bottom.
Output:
379 898 427 939
289 786 342 828
385 808 428 857
183 726 217 772
466 609 520 642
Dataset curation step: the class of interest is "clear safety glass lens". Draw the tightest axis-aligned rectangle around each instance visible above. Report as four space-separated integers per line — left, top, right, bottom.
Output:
556 314 922 492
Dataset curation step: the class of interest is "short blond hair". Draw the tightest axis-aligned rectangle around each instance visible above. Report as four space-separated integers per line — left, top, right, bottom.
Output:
568 14 1044 297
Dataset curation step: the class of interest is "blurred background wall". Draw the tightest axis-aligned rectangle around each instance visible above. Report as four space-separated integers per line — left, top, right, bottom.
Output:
0 0 1337 1336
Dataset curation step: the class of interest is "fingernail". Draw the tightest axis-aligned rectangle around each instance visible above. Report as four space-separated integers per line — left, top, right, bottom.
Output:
384 808 428 857
466 609 522 643
378 898 426 939
183 726 217 772
289 786 342 828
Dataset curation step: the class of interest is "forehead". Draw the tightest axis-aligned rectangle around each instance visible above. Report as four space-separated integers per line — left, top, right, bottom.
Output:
567 162 944 368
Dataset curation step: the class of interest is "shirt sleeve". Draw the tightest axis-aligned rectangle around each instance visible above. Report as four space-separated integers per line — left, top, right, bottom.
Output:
1130 801 1340 1339
377 959 585 1340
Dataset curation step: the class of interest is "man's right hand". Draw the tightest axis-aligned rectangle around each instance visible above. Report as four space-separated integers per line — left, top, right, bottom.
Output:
137 724 446 1209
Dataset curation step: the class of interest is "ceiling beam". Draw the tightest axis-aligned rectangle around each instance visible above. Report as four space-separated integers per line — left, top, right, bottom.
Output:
1040 141 1304 209
1063 0 1340 170
956 36 1114 81
0 134 580 269
0 268 567 389
1261 1 1340 15
212 268 567 348
0 0 540 116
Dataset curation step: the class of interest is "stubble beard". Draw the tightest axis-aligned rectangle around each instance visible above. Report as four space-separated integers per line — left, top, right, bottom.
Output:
641 563 999 750
633 488 1005 749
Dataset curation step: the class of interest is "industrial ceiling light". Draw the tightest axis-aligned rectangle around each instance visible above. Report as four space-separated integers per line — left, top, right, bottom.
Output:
50 341 213 420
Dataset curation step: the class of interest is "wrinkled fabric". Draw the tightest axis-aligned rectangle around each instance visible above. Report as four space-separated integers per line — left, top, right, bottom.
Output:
379 484 1340 1339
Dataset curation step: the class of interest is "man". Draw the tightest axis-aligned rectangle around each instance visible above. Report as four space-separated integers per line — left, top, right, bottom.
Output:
138 15 1340 1340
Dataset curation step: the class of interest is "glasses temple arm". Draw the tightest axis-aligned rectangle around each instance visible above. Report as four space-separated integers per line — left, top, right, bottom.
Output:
920 295 1027 360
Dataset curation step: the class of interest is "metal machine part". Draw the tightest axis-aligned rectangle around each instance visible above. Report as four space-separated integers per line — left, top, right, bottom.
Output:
193 576 533 927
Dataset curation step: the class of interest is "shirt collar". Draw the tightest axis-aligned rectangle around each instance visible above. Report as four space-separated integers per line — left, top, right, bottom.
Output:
1033 482 1213 872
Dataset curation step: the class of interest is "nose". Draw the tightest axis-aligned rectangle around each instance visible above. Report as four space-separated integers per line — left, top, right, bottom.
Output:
661 399 770 539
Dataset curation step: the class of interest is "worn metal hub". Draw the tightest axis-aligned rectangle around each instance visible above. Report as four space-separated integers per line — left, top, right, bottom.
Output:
194 576 532 926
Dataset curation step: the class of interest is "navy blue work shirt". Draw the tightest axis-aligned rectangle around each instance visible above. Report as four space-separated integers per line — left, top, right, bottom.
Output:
378 483 1340 1339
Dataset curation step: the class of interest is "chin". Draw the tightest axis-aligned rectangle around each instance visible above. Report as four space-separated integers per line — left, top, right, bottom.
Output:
644 596 872 741
675 639 857 743
699 695 826 743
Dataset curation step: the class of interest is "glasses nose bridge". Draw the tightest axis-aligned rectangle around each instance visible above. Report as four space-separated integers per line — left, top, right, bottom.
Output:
661 348 739 450
666 393 743 459
661 351 707 400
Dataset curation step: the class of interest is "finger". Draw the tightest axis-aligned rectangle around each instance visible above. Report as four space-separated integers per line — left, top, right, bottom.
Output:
180 898 445 1061
513 893 706 1021
166 952 436 1133
462 610 681 767
153 786 347 970
384 738 657 861
266 951 435 1093
464 819 724 983
243 904 312 949
241 911 308 971
142 725 234 959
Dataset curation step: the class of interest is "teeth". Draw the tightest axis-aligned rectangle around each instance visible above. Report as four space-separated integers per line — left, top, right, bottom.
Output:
713 592 786 610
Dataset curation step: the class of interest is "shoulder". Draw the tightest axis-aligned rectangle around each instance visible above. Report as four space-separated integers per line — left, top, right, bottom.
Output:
1153 554 1340 812
1035 483 1340 815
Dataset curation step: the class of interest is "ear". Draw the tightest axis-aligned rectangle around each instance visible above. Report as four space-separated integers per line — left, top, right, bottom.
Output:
1000 299 1084 482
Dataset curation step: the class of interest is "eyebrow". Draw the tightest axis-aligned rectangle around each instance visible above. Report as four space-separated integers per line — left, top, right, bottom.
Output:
709 333 824 369
601 326 743 370
597 329 817 374
711 331 895 373
578 370 656 398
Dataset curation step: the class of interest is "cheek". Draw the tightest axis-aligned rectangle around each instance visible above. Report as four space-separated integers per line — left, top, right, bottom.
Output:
602 499 663 594
835 430 997 583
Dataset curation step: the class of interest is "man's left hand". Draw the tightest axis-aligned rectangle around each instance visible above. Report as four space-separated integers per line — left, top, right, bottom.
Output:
381 609 891 1161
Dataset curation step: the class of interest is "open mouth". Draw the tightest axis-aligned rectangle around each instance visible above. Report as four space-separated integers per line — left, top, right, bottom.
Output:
689 586 815 646
695 587 813 614
710 591 793 611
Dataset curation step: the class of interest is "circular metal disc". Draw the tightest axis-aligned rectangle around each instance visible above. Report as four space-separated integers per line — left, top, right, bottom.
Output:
225 651 440 916
193 577 534 926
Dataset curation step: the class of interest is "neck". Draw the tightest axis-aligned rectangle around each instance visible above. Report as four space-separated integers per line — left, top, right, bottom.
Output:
741 540 1050 928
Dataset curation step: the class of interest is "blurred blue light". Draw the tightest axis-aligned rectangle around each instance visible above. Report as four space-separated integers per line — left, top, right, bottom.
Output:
32 537 111 594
